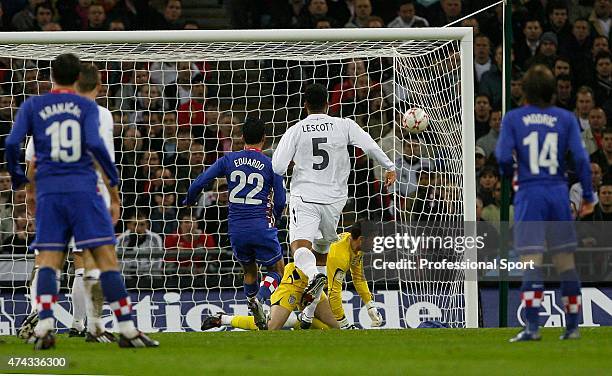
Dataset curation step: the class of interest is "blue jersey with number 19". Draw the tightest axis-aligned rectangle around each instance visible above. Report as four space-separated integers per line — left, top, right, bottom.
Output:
496 105 593 200
5 91 119 194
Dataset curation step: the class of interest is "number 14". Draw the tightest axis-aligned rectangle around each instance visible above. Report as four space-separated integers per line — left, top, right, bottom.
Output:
522 131 558 175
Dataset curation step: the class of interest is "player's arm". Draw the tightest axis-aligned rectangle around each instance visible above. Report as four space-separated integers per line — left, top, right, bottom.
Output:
5 100 32 189
24 138 36 216
83 103 119 188
326 257 348 325
567 115 595 216
96 108 119 223
495 114 515 178
350 255 383 327
272 173 286 220
182 157 225 206
346 120 396 186
271 127 296 176
94 160 120 225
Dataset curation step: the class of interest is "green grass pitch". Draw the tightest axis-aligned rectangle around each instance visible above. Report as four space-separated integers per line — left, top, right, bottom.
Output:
1 328 611 375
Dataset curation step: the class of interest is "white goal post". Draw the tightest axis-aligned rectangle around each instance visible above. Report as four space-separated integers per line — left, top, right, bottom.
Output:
0 28 477 330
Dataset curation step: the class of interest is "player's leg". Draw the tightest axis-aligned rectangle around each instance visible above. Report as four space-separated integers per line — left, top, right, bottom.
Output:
81 249 115 342
74 191 157 347
241 261 268 330
510 188 546 342
289 196 322 280
254 228 285 304
552 252 582 339
69 249 87 336
18 252 40 340
313 294 340 329
300 199 344 326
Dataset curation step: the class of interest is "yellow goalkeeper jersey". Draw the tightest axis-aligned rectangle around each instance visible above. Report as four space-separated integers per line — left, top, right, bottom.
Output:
327 232 373 321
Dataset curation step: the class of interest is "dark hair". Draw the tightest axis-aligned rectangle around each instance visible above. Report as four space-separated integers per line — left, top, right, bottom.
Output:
603 127 612 136
36 2 53 14
522 64 555 107
52 53 81 86
595 51 612 64
77 63 100 93
398 0 415 6
556 74 572 83
548 0 568 13
241 117 266 145
304 83 328 112
350 221 362 240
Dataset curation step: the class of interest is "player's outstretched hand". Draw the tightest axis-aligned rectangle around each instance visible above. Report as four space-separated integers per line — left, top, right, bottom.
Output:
384 170 396 188
181 198 194 207
579 200 595 218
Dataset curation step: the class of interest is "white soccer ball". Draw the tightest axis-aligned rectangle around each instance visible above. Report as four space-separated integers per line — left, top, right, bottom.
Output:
402 107 429 134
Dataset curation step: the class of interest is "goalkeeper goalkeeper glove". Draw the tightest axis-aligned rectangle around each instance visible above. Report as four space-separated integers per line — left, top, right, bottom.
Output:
366 301 383 327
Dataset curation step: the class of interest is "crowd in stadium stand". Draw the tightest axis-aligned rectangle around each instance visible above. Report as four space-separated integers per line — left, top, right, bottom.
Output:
0 0 611 278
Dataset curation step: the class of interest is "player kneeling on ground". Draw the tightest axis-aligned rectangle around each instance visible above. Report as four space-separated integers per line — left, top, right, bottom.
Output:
183 118 286 330
496 65 595 342
5 53 157 349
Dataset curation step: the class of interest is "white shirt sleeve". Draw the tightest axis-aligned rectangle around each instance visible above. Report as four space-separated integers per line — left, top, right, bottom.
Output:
272 126 297 176
25 137 35 163
98 106 115 161
345 119 395 170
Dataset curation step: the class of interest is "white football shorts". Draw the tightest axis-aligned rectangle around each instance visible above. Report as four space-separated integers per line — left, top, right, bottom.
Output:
289 195 345 254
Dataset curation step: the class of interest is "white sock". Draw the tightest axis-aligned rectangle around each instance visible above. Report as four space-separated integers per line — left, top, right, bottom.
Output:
293 247 318 280
221 314 234 326
316 265 327 275
284 312 298 329
34 317 54 337
71 268 86 331
84 269 103 334
118 320 139 338
30 267 39 313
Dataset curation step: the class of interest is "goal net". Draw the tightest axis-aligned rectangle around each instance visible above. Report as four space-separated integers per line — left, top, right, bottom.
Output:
0 29 476 333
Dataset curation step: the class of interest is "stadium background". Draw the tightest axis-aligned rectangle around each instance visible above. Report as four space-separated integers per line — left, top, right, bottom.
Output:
0 0 610 331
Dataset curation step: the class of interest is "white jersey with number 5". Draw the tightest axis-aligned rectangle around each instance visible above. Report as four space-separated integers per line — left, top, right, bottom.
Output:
25 105 115 206
272 113 395 204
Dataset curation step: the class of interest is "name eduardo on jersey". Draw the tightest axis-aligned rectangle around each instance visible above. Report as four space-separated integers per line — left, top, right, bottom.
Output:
233 157 266 170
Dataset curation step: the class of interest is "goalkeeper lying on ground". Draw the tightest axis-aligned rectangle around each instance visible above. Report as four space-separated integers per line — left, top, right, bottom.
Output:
202 221 383 330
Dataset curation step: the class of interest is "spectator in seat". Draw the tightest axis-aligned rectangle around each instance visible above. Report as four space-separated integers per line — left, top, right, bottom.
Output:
590 127 612 177
366 16 384 28
474 93 492 140
394 136 430 198
525 31 559 69
183 19 199 30
475 146 486 179
582 107 608 154
161 111 179 165
477 165 498 207
33 3 54 31
592 35 610 58
109 18 126 31
200 179 230 247
135 151 163 198
298 0 331 29
514 18 543 70
42 22 62 31
591 51 612 106
314 17 333 28
553 56 572 77
164 212 216 273
575 86 596 131
546 1 572 52
150 190 179 236
479 44 503 110
570 162 602 212
428 0 462 27
0 170 12 242
345 0 372 28
2 215 34 254
11 0 45 31
510 71 524 108
481 181 514 232
589 0 612 39
476 110 501 158
387 0 429 28
86 3 107 31
116 212 164 262
555 74 574 110
160 0 183 29
473 34 492 86
177 142 205 194
329 58 379 116
567 18 594 86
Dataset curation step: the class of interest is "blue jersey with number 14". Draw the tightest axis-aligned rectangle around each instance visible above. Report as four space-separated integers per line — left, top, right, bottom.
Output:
495 105 593 202
184 149 286 231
